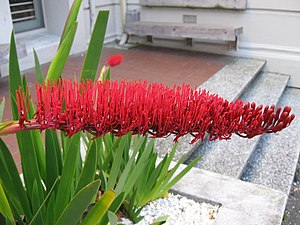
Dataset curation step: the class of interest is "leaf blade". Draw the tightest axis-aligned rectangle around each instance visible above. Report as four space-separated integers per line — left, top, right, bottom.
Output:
80 11 109 81
46 22 78 82
55 180 101 225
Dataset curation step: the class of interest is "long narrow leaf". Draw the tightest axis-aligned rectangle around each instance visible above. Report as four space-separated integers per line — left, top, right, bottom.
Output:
30 181 44 225
33 50 44 84
98 192 124 225
8 32 22 120
54 133 80 222
107 137 126 190
22 75 46 180
59 0 82 46
9 31 43 203
30 177 60 225
75 141 97 194
0 98 4 122
55 180 100 225
160 157 201 195
114 136 145 194
122 139 155 196
45 130 62 191
0 138 32 219
107 211 118 225
81 189 115 225
0 182 14 224
46 22 78 82
80 11 109 81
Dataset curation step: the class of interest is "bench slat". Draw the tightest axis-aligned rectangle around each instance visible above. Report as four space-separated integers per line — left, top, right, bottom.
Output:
125 22 243 42
140 0 247 10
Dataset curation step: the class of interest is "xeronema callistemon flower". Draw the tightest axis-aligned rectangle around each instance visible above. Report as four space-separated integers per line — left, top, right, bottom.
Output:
11 79 294 143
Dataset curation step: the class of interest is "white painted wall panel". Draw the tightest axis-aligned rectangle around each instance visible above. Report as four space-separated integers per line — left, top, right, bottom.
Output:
0 0 13 44
142 8 300 47
247 0 300 12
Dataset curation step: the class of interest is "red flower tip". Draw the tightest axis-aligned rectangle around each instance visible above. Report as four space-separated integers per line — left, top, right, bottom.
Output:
107 54 123 67
16 87 30 128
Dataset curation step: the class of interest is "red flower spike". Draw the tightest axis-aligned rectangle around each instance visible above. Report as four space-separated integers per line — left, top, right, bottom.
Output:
16 79 295 143
107 54 123 67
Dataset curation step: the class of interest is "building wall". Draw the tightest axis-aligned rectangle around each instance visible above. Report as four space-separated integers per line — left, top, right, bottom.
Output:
0 1 13 45
131 0 300 87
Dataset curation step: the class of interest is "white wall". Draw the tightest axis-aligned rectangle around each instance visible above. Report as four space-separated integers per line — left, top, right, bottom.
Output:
83 0 123 43
133 0 300 87
0 0 13 44
82 0 142 43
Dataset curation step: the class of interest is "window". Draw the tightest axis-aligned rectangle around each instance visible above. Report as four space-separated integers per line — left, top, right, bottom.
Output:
9 0 44 33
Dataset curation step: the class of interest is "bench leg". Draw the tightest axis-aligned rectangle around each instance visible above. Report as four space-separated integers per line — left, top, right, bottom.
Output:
228 36 239 50
146 35 153 43
186 38 193 47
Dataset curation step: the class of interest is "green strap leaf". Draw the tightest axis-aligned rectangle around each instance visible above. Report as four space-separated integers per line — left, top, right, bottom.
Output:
22 75 46 180
75 141 97 194
55 180 101 225
0 181 14 224
54 133 81 222
46 22 78 82
45 130 62 191
0 98 5 123
107 211 118 225
80 189 115 225
30 177 60 225
80 11 109 81
8 31 22 120
107 137 127 190
151 215 168 225
33 50 44 84
59 0 82 46
0 138 32 219
30 181 44 225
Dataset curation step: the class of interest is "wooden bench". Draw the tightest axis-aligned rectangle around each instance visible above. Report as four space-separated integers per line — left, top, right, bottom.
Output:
125 22 243 50
140 0 247 10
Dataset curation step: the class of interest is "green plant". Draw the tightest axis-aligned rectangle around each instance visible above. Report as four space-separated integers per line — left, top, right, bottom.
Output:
91 132 200 223
0 0 116 224
0 0 295 224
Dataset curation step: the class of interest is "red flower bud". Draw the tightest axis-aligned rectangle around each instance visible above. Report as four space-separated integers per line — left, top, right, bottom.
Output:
106 54 123 67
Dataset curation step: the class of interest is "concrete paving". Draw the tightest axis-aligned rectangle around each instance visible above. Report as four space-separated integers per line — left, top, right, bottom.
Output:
171 164 287 225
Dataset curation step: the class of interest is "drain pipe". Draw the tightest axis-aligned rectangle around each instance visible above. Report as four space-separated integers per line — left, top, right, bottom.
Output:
119 0 128 45
89 0 96 34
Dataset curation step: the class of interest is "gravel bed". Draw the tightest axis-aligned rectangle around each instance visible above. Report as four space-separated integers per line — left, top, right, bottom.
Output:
119 193 219 225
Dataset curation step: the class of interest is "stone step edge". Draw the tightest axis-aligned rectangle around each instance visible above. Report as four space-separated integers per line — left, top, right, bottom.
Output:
240 87 299 195
237 73 290 178
170 162 287 225
187 72 290 178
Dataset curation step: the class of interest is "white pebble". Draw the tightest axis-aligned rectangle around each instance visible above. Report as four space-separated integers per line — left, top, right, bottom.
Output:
119 193 219 225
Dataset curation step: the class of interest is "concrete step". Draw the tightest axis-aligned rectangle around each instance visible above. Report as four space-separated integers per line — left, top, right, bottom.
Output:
0 43 27 65
186 72 290 178
154 58 266 161
241 87 300 195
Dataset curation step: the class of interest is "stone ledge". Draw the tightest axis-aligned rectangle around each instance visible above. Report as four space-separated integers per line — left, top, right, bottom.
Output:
171 164 287 225
140 0 247 10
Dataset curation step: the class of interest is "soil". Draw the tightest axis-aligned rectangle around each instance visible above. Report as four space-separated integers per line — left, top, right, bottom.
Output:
282 157 300 225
